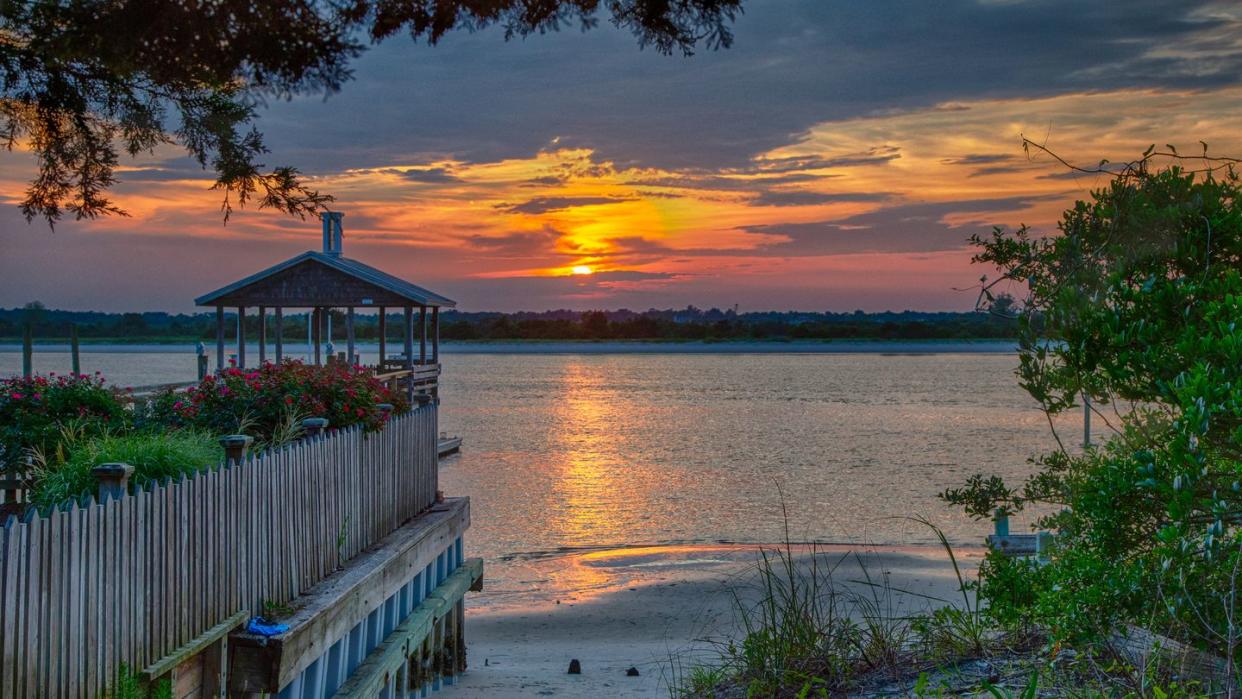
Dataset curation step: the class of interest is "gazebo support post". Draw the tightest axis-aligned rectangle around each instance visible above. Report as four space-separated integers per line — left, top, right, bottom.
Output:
403 306 415 402
215 306 225 375
325 307 333 360
258 305 267 365
419 306 427 364
274 307 283 363
378 307 387 369
237 305 246 369
432 307 440 364
312 307 322 365
346 307 356 365
403 306 414 369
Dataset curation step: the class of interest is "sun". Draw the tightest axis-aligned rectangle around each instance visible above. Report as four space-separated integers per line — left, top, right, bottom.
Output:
571 265 594 275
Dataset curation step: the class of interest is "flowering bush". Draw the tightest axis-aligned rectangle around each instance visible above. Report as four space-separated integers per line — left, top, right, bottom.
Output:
161 360 409 442
0 373 128 472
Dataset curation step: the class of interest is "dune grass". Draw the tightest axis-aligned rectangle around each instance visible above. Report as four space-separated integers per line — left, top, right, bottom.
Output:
671 517 1232 697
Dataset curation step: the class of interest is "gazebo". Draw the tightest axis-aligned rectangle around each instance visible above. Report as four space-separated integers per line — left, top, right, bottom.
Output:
194 212 454 391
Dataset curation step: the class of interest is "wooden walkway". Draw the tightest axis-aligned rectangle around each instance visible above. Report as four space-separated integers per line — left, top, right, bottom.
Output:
0 407 440 698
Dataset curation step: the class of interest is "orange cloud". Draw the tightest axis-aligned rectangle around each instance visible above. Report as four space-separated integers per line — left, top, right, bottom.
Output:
6 87 1242 311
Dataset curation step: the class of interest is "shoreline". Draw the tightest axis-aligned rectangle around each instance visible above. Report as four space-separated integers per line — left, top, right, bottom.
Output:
444 542 984 697
0 338 1018 354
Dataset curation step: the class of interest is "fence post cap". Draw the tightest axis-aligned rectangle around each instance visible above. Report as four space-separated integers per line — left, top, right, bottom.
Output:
218 435 255 448
93 462 134 501
92 462 135 477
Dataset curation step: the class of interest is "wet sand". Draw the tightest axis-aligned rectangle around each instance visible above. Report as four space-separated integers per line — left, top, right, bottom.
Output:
441 543 984 697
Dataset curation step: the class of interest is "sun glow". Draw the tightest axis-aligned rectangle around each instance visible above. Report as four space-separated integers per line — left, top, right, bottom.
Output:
571 265 594 275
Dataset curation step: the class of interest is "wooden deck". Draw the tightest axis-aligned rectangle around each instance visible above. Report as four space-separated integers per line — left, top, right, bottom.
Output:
228 498 474 694
0 407 441 698
438 436 462 458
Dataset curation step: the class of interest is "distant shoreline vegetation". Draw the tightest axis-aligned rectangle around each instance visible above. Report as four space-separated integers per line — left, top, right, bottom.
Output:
1 304 1017 343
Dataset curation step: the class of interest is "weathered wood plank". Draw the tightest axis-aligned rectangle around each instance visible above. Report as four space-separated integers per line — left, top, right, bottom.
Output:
228 498 471 693
333 558 482 698
142 609 249 682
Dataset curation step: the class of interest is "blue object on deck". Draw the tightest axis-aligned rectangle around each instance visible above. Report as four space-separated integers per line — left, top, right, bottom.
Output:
247 617 289 636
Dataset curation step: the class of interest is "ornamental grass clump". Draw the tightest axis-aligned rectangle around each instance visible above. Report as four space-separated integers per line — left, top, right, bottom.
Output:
0 372 128 472
30 431 222 509
156 360 410 443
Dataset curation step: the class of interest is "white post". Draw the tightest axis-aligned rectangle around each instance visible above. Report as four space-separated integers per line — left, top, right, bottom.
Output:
326 310 334 359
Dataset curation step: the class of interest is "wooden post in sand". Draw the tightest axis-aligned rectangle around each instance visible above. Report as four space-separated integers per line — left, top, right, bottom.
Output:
70 324 81 375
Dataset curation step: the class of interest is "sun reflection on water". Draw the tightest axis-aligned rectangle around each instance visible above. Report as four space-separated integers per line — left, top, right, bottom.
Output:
549 361 642 554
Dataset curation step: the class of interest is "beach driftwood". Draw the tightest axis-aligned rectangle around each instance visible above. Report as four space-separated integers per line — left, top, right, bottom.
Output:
1109 624 1229 684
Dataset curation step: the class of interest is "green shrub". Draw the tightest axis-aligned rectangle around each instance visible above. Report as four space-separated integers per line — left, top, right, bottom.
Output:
945 157 1242 667
31 431 222 508
973 550 1045 631
105 664 172 699
0 373 128 472
157 360 409 443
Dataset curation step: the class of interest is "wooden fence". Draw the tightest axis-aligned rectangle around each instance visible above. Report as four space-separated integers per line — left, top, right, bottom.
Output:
0 405 439 698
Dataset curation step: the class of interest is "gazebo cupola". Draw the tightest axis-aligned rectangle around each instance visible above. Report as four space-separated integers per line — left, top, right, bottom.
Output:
194 212 455 375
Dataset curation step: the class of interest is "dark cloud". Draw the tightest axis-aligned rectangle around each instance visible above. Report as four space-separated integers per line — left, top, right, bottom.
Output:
393 167 463 184
626 172 833 192
462 227 559 254
941 154 1015 165
749 190 892 207
966 165 1031 178
751 147 901 173
258 1 1242 173
499 196 635 214
521 175 568 187
1036 166 1127 181
116 158 212 182
116 168 204 182
742 196 1059 256
591 270 678 281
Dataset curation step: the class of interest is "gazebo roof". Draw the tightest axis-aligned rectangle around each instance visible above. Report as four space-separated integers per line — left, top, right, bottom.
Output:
194 214 455 309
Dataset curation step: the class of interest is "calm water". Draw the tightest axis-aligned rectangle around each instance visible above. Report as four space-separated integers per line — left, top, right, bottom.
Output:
0 347 1073 557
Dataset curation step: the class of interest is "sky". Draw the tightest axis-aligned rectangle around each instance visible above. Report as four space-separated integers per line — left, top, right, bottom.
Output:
3 0 1242 313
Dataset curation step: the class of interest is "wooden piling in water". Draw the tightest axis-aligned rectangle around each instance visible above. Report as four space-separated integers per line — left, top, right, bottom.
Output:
70 324 80 375
21 323 32 378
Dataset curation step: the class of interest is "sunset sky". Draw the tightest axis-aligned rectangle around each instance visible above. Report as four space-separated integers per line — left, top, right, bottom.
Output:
4 1 1242 313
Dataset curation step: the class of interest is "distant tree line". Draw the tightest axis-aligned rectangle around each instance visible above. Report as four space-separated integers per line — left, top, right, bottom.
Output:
1 302 1018 342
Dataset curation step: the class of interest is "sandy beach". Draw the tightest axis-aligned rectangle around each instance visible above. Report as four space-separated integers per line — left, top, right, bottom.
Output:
441 543 985 697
